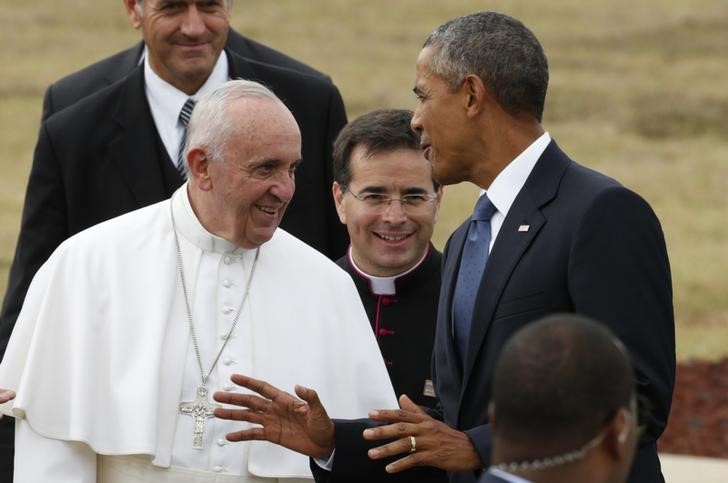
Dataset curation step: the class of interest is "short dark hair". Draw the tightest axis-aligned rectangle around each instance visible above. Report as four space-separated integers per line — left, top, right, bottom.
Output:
492 314 634 456
333 109 436 190
424 11 549 122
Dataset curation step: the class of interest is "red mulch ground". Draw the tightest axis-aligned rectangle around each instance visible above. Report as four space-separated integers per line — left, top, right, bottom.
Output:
657 358 728 457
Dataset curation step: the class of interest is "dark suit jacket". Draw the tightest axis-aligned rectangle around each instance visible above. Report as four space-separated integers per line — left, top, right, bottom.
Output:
41 29 330 121
313 141 675 483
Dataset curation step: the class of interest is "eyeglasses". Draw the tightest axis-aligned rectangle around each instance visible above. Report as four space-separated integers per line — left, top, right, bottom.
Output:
345 190 438 213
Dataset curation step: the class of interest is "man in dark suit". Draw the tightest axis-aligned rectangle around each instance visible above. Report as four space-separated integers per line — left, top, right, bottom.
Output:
0 0 348 478
480 314 640 483
341 11 674 482
208 10 674 483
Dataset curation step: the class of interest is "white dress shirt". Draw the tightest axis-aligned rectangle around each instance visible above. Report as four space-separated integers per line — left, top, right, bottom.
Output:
480 131 551 252
144 53 229 164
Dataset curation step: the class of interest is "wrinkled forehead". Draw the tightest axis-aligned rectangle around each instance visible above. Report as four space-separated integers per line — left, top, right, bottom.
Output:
230 98 300 136
221 100 300 162
414 46 445 91
415 47 436 76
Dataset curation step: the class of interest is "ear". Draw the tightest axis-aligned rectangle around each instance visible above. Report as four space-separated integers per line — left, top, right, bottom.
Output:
462 74 487 119
123 0 143 29
332 182 347 224
187 147 212 190
603 408 633 461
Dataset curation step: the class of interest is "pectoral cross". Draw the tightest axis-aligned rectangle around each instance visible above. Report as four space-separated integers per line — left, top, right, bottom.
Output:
179 385 220 449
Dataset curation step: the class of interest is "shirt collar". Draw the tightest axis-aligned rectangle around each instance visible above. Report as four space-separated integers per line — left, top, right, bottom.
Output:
171 184 245 255
488 467 533 483
484 132 551 217
143 50 229 127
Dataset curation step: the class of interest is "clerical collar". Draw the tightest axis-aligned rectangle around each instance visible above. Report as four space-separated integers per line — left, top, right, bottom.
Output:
171 185 245 254
346 246 430 295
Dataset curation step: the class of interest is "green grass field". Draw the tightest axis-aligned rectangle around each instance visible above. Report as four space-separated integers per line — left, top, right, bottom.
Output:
1 0 726 359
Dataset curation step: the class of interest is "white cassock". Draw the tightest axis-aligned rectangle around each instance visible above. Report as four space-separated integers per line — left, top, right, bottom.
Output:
0 186 397 482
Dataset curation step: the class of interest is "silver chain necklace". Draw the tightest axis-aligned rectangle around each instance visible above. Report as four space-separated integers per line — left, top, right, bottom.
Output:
170 202 260 449
494 431 605 473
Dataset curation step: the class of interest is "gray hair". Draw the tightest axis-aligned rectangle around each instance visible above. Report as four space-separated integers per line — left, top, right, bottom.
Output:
185 79 281 164
424 11 549 122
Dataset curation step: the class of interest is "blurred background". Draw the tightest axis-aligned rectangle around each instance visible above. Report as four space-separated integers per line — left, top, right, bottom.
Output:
0 0 726 399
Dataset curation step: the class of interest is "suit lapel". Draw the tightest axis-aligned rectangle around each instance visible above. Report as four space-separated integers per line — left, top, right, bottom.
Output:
227 49 262 84
460 195 545 387
438 221 470 385
109 65 168 207
460 141 572 396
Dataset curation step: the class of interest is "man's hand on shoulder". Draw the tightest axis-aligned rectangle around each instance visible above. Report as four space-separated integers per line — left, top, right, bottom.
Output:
214 374 335 459
364 394 482 473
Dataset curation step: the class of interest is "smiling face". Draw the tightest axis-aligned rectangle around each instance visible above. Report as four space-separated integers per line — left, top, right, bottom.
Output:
125 0 230 94
411 46 478 186
191 97 302 248
333 146 441 277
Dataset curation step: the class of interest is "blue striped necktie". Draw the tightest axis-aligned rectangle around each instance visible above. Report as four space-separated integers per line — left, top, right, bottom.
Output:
177 98 196 180
453 194 497 364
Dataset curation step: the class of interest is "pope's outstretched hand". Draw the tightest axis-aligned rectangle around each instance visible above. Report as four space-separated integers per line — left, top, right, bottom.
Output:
214 374 336 459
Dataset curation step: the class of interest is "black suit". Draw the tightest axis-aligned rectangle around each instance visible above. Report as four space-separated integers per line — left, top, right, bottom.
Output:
41 29 330 121
313 140 675 483
337 246 442 409
0 49 348 480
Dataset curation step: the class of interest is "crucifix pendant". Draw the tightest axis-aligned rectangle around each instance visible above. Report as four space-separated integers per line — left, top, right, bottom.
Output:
179 385 221 449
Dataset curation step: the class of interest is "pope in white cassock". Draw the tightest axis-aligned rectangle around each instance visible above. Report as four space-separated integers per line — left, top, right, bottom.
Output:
0 80 397 482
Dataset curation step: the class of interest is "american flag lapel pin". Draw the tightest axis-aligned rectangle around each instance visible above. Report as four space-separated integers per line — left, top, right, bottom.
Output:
518 224 530 232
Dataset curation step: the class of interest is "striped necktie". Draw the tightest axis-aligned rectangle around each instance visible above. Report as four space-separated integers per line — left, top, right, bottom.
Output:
176 98 196 180
452 194 497 365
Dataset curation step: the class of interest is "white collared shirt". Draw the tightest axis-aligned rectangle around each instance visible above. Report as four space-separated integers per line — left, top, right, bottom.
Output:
144 53 229 164
488 467 533 483
479 132 551 252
